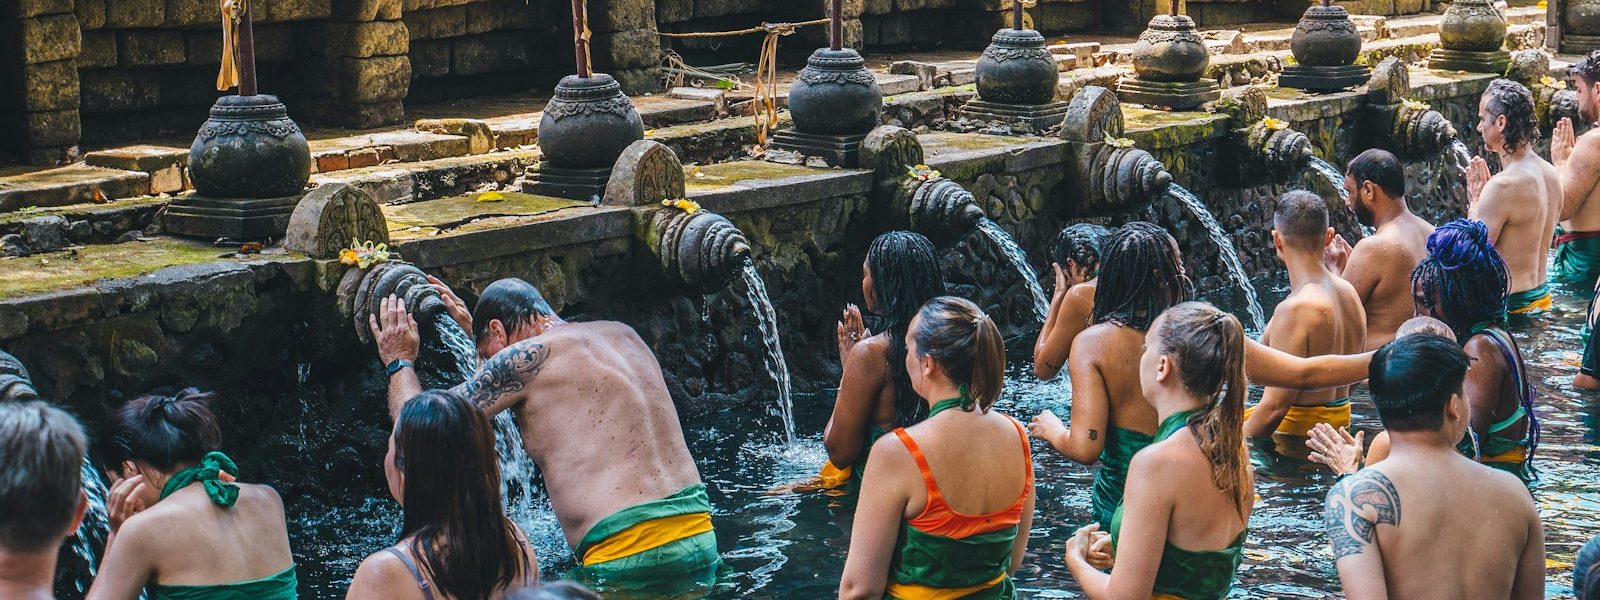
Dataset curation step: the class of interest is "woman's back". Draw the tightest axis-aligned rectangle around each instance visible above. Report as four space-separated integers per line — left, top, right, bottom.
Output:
898 410 1031 519
127 483 295 594
353 531 537 600
1076 323 1158 434
1143 427 1253 553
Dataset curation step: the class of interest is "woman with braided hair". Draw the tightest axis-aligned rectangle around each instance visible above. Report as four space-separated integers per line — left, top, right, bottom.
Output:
823 231 948 485
1034 223 1112 380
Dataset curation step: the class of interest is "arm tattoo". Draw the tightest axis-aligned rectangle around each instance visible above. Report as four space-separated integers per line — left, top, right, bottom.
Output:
456 342 550 410
1087 429 1098 441
1324 470 1402 560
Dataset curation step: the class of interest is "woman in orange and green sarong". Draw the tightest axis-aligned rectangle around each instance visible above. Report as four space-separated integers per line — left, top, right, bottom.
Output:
839 296 1034 599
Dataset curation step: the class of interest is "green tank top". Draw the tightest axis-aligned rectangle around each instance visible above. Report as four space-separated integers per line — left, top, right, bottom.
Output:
150 566 298 600
1109 410 1246 600
1091 426 1155 529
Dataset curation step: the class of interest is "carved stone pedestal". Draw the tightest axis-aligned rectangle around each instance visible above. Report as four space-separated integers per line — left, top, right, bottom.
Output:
162 192 303 240
770 131 868 167
1428 48 1512 73
1116 79 1220 110
1279 64 1372 92
958 99 1073 130
523 163 612 202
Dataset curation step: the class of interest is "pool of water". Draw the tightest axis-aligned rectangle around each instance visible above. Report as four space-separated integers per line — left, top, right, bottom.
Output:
281 276 1599 599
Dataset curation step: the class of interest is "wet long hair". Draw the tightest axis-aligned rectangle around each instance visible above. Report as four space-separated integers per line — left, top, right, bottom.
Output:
910 296 1007 411
1051 223 1112 277
394 390 528 600
1410 218 1509 337
867 231 947 424
1150 302 1250 516
105 388 221 471
1093 222 1189 331
1484 78 1540 154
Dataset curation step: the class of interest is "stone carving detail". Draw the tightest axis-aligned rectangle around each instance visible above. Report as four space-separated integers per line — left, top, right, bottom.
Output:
862 126 925 180
544 95 637 121
1366 57 1411 105
0 350 38 402
339 262 446 345
1060 86 1125 143
897 178 985 247
1296 18 1358 34
796 67 877 87
285 184 389 259
605 140 686 207
196 118 301 141
650 209 752 292
981 45 1052 62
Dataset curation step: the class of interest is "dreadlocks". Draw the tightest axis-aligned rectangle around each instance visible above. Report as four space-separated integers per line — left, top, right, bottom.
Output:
1483 78 1540 154
1410 218 1510 337
1052 223 1112 278
866 231 947 424
1093 221 1189 331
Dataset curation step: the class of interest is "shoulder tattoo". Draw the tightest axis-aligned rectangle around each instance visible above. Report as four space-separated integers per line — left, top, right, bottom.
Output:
459 342 550 410
1324 470 1402 560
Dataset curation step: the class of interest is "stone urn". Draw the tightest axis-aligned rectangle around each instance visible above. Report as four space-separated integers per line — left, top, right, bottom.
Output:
1131 15 1210 83
787 48 883 136
1291 3 1361 66
1439 0 1507 52
537 73 645 170
975 29 1058 104
187 95 311 198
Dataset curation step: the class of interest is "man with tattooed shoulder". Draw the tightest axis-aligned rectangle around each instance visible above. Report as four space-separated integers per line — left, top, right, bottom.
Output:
1321 334 1542 599
369 277 720 594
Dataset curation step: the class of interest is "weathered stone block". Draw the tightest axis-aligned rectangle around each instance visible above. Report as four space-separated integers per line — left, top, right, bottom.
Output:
18 109 79 147
104 0 162 27
611 67 663 95
450 33 530 75
668 87 726 113
75 0 105 28
464 0 539 34
592 0 654 33
405 5 466 40
327 20 409 57
119 30 185 66
333 0 402 20
163 0 216 26
414 118 492 154
347 147 381 167
408 39 450 78
149 164 184 193
260 0 330 22
0 60 78 112
0 14 82 64
315 152 349 172
158 67 221 106
83 144 186 171
80 69 160 112
655 0 691 23
591 27 659 70
1 0 72 18
254 24 295 62
340 56 410 103
78 30 116 68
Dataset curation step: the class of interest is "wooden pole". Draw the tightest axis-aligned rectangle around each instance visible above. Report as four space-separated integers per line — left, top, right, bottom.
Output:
830 0 842 50
1013 0 1023 30
237 0 257 96
572 0 591 77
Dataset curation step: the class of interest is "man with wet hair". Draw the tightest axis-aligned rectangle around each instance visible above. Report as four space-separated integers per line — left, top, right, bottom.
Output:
1325 148 1434 349
1550 49 1600 285
1245 191 1366 438
1466 78 1562 315
1323 334 1543 599
0 400 89 600
371 276 720 593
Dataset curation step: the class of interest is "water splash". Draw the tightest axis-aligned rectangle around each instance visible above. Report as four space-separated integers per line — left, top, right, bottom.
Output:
1168 186 1266 332
740 261 795 444
975 218 1050 324
66 458 111 594
1307 156 1349 204
1449 138 1473 172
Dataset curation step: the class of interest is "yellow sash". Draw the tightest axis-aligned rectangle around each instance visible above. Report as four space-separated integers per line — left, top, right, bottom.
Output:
580 512 714 566
1483 445 1528 465
1509 292 1552 315
886 573 1005 600
1243 400 1351 437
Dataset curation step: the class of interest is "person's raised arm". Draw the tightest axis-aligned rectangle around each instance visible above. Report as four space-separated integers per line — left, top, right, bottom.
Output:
371 295 424 421
1324 470 1397 600
1029 334 1109 464
1035 284 1093 380
1065 449 1170 599
85 507 156 600
1245 305 1317 437
824 337 887 469
839 438 914 600
1246 339 1371 391
1461 335 1507 436
1559 124 1600 222
1510 492 1546 600
1470 173 1512 249
450 339 547 418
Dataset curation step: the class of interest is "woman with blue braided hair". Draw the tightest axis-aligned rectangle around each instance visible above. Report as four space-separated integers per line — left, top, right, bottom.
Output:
1409 218 1541 484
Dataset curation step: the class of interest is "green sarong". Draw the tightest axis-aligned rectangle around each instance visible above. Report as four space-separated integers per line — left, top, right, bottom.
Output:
1091 426 1155 529
573 484 720 595
150 566 297 600
1507 282 1552 315
1553 228 1600 284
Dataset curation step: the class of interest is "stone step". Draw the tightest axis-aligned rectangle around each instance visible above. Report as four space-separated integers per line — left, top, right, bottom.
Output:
82 145 190 195
0 165 151 213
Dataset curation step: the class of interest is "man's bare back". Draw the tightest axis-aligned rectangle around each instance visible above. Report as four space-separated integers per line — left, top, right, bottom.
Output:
1341 215 1433 350
456 321 702 548
1470 154 1561 295
1246 278 1365 437
1326 446 1543 599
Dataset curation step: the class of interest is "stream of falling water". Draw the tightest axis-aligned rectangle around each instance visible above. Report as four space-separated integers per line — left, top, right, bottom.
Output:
1450 138 1473 173
1168 186 1266 332
740 261 795 444
66 458 111 595
1307 157 1375 236
975 217 1050 324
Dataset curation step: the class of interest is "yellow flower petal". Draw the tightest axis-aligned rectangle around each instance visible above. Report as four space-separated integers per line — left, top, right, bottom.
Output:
476 190 506 202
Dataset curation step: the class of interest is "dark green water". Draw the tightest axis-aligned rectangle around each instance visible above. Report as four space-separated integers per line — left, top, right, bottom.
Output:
285 276 1599 599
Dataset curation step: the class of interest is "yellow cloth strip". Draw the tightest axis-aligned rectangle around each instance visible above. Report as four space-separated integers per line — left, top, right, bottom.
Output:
216 0 243 90
1509 292 1553 315
1153 594 1186 600
886 573 1005 600
816 460 852 488
580 512 714 566
1483 446 1527 464
1242 401 1351 437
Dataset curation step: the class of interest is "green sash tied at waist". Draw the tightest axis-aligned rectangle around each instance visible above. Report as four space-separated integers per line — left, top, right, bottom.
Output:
1091 426 1154 529
160 451 240 507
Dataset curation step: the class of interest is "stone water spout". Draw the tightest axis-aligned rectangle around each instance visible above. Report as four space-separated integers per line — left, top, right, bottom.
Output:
1212 87 1314 187
1058 86 1174 216
1363 57 1458 159
1505 50 1582 134
339 261 447 345
0 350 39 401
645 207 753 293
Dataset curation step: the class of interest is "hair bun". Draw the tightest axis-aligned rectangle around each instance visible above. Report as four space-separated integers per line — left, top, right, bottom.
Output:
1426 219 1494 270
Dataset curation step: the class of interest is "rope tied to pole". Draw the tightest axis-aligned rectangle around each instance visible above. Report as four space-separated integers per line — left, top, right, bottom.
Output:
659 19 830 150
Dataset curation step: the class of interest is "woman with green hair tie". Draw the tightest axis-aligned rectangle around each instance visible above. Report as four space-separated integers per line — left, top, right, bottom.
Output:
88 389 297 600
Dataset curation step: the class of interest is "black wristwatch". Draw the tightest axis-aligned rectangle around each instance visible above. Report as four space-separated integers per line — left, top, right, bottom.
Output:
385 359 414 376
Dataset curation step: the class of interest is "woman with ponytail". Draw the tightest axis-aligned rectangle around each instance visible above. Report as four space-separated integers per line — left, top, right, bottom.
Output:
89 389 297 600
823 231 947 485
1065 302 1253 600
840 296 1033 599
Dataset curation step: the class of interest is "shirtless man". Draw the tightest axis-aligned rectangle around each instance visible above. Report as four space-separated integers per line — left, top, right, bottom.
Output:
1323 334 1543 599
1245 191 1366 438
1465 79 1562 315
1550 50 1600 285
1324 149 1434 349
371 278 719 591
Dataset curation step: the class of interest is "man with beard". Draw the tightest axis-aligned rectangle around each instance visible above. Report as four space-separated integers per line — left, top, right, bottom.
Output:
1324 149 1435 349
1550 50 1600 286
